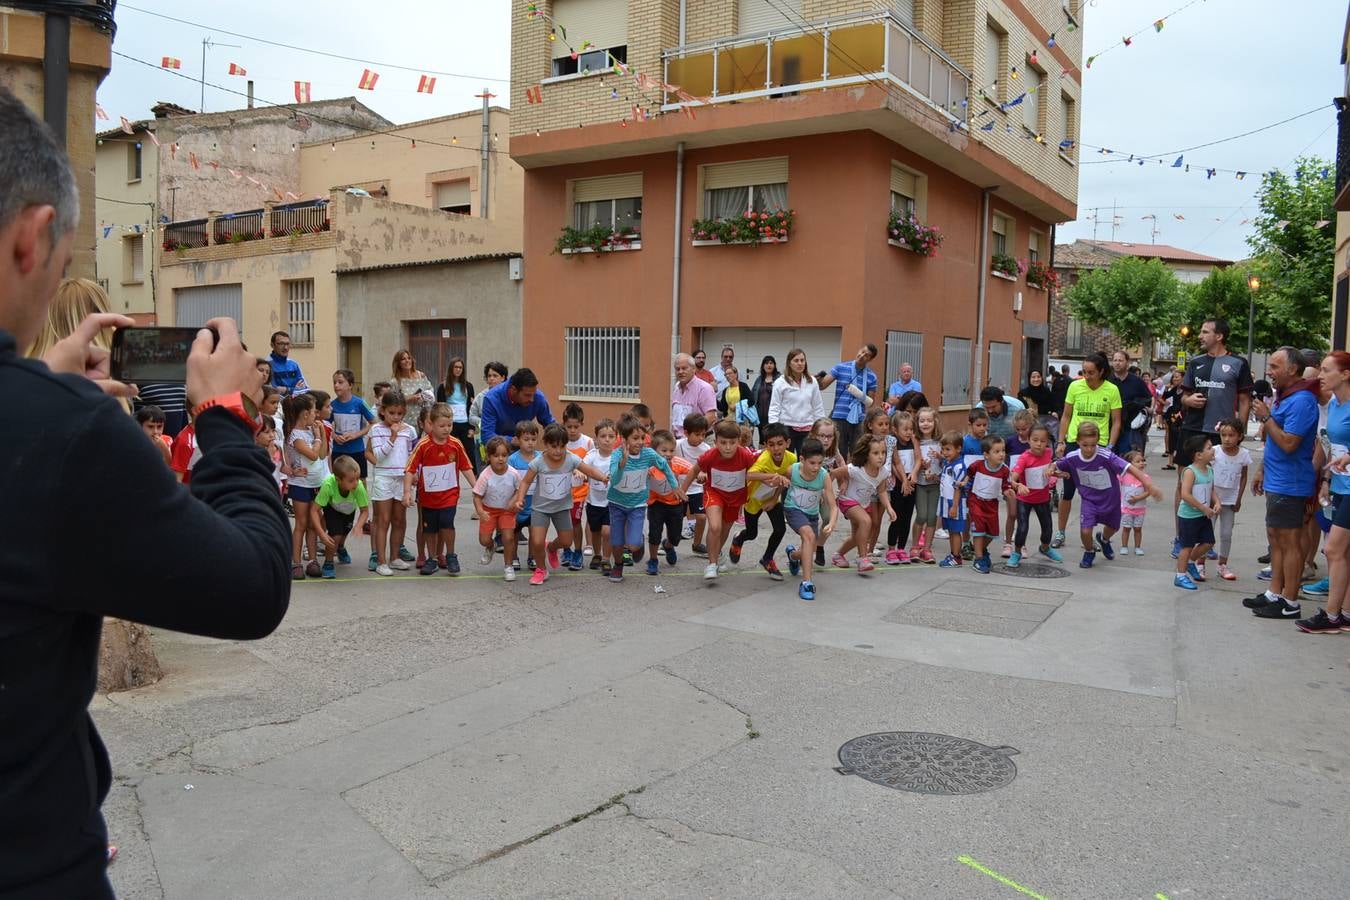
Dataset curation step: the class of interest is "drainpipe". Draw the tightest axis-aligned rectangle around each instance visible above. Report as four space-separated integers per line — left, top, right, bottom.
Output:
43 12 71 142
671 142 686 362
971 186 998 400
679 0 687 45
479 88 491 219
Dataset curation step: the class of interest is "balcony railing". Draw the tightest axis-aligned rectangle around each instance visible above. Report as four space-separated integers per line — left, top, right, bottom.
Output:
162 200 331 254
661 10 970 121
163 218 208 251
270 199 330 237
212 209 265 244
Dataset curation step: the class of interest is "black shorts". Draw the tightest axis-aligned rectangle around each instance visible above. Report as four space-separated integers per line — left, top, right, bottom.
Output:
686 492 705 515
1334 492 1350 530
421 505 457 533
334 450 368 478
1265 492 1310 530
1177 515 1215 548
586 502 610 533
1059 441 1079 501
322 507 355 537
1174 429 1218 469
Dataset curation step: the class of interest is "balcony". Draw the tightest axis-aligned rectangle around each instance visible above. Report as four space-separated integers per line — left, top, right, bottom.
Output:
662 10 969 122
163 200 331 254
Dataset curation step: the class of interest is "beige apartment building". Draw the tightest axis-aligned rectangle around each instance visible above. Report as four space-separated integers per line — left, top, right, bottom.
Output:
94 120 158 319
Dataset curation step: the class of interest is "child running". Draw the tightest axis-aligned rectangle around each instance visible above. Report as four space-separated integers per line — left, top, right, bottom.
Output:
676 413 711 556
730 423 796 579
1118 451 1151 557
646 430 692 575
472 437 523 581
366 390 418 576
563 402 594 571
1049 421 1160 569
937 430 969 568
331 369 375 478
511 423 610 585
507 421 541 571
963 434 1027 574
911 407 942 563
885 411 917 564
1002 410 1035 558
678 419 760 581
1174 435 1221 590
861 407 894 560
829 435 896 573
311 455 370 578
608 415 681 582
404 403 475 576
1009 424 1062 566
1212 417 1251 580
584 419 618 574
783 438 840 600
807 417 845 567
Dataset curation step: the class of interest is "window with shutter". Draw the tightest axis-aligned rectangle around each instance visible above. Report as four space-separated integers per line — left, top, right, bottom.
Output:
551 0 627 76
702 159 789 219
991 214 1012 258
984 24 1005 101
434 180 471 214
739 0 802 34
890 164 922 220
1022 64 1041 134
571 174 643 237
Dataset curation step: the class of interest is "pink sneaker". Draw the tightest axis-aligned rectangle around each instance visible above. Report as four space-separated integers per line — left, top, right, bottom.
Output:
831 553 849 568
857 557 876 573
1001 541 1013 558
529 567 548 585
1218 564 1237 581
547 548 560 570
895 549 912 565
919 549 935 564
885 549 903 565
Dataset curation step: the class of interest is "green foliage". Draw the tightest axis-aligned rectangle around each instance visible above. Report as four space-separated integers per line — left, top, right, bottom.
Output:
554 223 638 255
1243 157 1334 352
1178 265 1274 354
990 252 1020 277
689 208 794 244
1064 255 1183 354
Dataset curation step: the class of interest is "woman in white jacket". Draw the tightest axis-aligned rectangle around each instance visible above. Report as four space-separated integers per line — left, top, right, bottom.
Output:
769 348 825 454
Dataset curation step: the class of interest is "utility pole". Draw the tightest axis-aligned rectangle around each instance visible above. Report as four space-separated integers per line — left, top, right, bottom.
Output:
475 88 496 219
200 37 241 113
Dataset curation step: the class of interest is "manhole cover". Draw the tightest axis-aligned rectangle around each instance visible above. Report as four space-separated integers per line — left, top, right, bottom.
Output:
992 562 1070 578
835 732 1019 795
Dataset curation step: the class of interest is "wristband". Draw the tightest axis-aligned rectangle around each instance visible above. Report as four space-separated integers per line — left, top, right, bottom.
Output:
192 392 261 434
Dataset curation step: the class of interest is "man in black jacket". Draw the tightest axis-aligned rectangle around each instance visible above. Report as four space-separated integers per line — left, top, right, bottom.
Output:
0 88 292 899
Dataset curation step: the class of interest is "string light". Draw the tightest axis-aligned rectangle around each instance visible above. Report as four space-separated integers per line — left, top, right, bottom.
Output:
250 143 257 152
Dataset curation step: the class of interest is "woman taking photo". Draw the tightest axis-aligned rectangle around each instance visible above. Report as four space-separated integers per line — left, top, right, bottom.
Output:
1018 369 1053 418
768 348 824 453
750 355 779 445
436 356 478 475
392 349 434 430
1053 351 1122 548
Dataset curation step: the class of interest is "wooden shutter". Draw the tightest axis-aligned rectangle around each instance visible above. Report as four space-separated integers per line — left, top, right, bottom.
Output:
434 181 470 208
703 158 789 190
739 0 802 34
572 173 643 202
890 165 917 198
552 0 628 59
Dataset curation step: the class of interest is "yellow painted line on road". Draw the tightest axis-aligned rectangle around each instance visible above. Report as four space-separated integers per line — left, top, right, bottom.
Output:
956 855 1050 900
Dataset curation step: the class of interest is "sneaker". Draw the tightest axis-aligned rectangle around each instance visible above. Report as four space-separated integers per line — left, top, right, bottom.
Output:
919 549 936 564
1174 573 1198 591
1051 530 1066 549
831 553 849 569
376 563 394 577
1187 562 1206 583
1252 597 1301 619
529 568 548 585
692 543 709 557
559 549 573 569
304 560 321 578
1007 551 1022 569
547 549 560 571
938 554 962 568
870 548 884 561
480 546 494 565
935 528 950 540
622 551 634 568
1040 546 1063 563
973 556 991 574
646 559 659 576
503 566 516 582
1080 551 1095 569
1217 564 1237 581
1134 548 1145 556
337 547 352 565
815 547 827 567
631 546 645 563
512 558 521 571
415 555 426 570
798 581 816 601
527 556 537 570
1258 552 1271 564
895 549 912 564
600 563 612 577
1206 548 1218 560
762 559 784 581
729 539 743 565
368 551 378 572
1256 567 1272 581
419 559 439 576
703 563 719 580
663 541 678 565
1302 578 1331 597
291 563 306 581
961 541 975 561
446 554 460 575
717 561 730 574
397 546 415 563
389 559 411 571
1001 541 1013 559
885 549 903 565
608 565 624 583
786 546 801 577
1243 592 1275 609
1170 537 1182 560
583 546 594 556
1296 609 1345 634
1096 534 1115 560
682 521 695 540
589 556 603 570
567 552 584 571
321 560 336 579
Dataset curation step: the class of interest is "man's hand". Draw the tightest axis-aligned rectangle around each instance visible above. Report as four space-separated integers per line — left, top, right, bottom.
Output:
1251 398 1271 421
42 312 138 399
1183 392 1208 410
1251 469 1264 496
187 317 264 408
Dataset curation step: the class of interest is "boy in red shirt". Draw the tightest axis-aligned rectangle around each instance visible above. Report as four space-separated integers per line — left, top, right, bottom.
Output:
646 429 693 575
961 434 1026 574
403 403 474 575
679 419 765 581
170 416 200 484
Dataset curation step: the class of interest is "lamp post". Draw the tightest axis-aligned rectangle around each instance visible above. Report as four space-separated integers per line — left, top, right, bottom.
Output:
1246 273 1261 359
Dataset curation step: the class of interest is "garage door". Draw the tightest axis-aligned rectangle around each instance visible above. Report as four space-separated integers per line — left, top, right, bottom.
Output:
175 283 242 329
700 327 841 383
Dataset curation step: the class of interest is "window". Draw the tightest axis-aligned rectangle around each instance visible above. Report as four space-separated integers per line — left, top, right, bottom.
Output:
703 157 789 219
551 0 627 78
285 279 316 347
1028 230 1043 264
890 164 922 220
434 180 471 215
565 326 640 399
408 319 466 382
1022 62 1042 135
885 330 923 390
991 213 1011 257
572 173 642 237
984 23 1006 102
1065 315 1083 352
127 141 142 182
1060 92 1076 150
740 0 803 32
123 234 144 284
941 337 971 406
988 341 1013 392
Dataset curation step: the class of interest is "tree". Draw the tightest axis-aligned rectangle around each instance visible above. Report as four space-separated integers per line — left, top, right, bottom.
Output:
1064 255 1183 369
1180 264 1281 355
1244 157 1334 352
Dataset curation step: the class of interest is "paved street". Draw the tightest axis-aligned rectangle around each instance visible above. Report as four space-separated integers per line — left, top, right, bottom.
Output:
98 441 1350 899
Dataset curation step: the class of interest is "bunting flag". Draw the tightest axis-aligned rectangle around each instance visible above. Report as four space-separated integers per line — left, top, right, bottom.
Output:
525 84 543 105
416 75 436 94
1173 214 1185 220
145 130 161 147
96 104 109 121
1239 218 1251 225
227 63 247 76
981 121 995 132
188 151 200 170
1153 19 1165 32
161 56 182 69
1172 156 1183 168
358 69 379 90
1206 168 1216 180
1122 36 1132 47
293 81 312 103
119 116 134 135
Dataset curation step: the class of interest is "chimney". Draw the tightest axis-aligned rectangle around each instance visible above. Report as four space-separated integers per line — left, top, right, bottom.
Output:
247 80 254 108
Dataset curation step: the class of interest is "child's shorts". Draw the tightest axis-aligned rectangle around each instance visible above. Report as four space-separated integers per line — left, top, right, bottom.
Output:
942 515 967 535
837 497 863 515
685 492 704 515
421 505 457 533
370 474 404 502
586 502 609 533
289 484 319 503
609 503 647 548
968 498 999 538
531 508 573 533
1177 515 1215 548
571 500 585 525
703 491 742 524
1119 511 1146 530
785 507 819 534
321 507 355 537
478 506 516 543
1080 505 1121 532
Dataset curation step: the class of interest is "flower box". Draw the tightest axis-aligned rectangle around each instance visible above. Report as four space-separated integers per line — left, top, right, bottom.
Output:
990 270 1019 281
689 208 794 245
554 224 641 256
886 212 943 256
1025 260 1060 292
990 252 1023 280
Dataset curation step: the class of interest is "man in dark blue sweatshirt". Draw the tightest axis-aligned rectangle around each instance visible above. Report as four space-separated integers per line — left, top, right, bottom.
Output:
0 88 292 899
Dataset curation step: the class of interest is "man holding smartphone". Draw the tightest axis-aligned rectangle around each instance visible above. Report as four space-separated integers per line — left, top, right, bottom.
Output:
0 89 292 898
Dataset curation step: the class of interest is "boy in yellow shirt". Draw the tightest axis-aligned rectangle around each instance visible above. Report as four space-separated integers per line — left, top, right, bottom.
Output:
729 423 796 580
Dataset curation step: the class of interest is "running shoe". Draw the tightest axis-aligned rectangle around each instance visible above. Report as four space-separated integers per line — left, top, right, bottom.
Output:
389 559 410 571
1295 609 1345 634
529 568 548 585
1174 573 1198 591
446 554 460 575
1302 578 1331 597
1134 548 1145 556
938 554 962 568
415 555 426 570
503 566 515 582
479 546 494 566
1040 546 1063 563
1187 561 1206 583
895 549 912 564
305 561 321 578
1258 552 1271 565
682 521 695 540
368 551 378 572
663 540 678 566
337 547 352 565
831 553 849 568
1243 592 1274 609
589 557 603 570
290 563 305 581
693 543 709 557
762 559 784 581
1252 597 1301 619
547 549 560 571
1007 551 1022 569
1217 564 1237 581
857 557 876 574
512 558 521 571
376 563 394 577
935 528 949 540
786 545 801 577
1096 534 1115 560
646 559 659 576
608 565 624 583
321 560 336 579
973 555 991 574
1001 541 1013 559
397 546 415 563
815 547 827 567
567 552 584 571
419 559 439 576
1080 551 1095 569
1206 548 1218 560
1256 567 1272 581
1170 537 1182 559
885 549 903 565
1051 530 1066 549
919 549 936 564
703 563 718 580
798 581 816 601
729 538 743 565
623 551 635 568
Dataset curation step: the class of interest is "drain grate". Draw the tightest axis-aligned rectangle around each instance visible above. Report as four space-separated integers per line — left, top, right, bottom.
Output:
836 732 1019 795
993 562 1071 578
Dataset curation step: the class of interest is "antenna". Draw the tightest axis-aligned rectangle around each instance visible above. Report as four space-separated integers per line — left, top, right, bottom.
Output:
201 37 242 113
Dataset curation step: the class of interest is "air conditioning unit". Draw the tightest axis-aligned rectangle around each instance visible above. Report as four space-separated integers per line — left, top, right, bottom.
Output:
1013 291 1023 313
508 257 523 281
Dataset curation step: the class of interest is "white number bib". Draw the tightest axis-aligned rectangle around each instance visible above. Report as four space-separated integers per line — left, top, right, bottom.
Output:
422 463 455 492
617 467 648 494
538 472 570 500
333 412 361 435
450 402 468 422
1025 465 1048 489
1190 481 1212 507
897 448 915 471
963 453 983 468
710 468 746 491
1078 467 1112 491
972 471 1002 500
482 475 516 508
788 485 819 513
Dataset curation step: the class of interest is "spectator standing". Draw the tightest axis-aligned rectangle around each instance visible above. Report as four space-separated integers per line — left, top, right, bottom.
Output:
1299 352 1350 632
711 346 736 392
818 343 879 455
692 348 716 386
1109 351 1153 457
671 352 717 438
750 355 779 444
479 367 556 446
469 361 509 446
392 349 434 430
268 330 308 397
436 356 478 475
1017 369 1053 418
768 348 825 454
976 386 1026 440
886 363 923 407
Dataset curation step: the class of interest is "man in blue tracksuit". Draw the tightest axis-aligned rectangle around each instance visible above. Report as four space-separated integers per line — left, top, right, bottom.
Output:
268 330 308 396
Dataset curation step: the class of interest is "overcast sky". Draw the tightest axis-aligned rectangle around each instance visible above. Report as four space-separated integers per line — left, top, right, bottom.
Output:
97 0 1343 261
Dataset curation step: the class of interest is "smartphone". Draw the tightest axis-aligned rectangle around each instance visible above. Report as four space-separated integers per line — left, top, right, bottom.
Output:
110 326 216 383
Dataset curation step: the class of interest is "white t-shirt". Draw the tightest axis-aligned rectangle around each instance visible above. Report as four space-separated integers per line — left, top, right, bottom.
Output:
1211 446 1252 505
918 439 942 485
370 423 416 476
287 429 325 488
675 438 709 494
567 434 595 486
583 448 614 506
473 466 523 510
841 464 886 506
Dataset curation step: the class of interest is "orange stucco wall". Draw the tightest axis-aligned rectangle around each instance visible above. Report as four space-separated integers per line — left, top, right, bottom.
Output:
521 130 1051 427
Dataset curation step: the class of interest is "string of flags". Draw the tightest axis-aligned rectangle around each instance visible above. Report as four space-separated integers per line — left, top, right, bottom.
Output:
1083 0 1208 70
157 52 444 96
1074 146 1333 184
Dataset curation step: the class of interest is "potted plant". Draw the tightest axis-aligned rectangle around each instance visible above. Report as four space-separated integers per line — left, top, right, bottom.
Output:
554 222 641 255
887 212 944 256
690 208 794 245
991 252 1022 279
1025 259 1060 291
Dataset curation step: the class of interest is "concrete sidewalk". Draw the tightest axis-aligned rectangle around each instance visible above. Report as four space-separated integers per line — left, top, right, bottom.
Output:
97 437 1350 899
